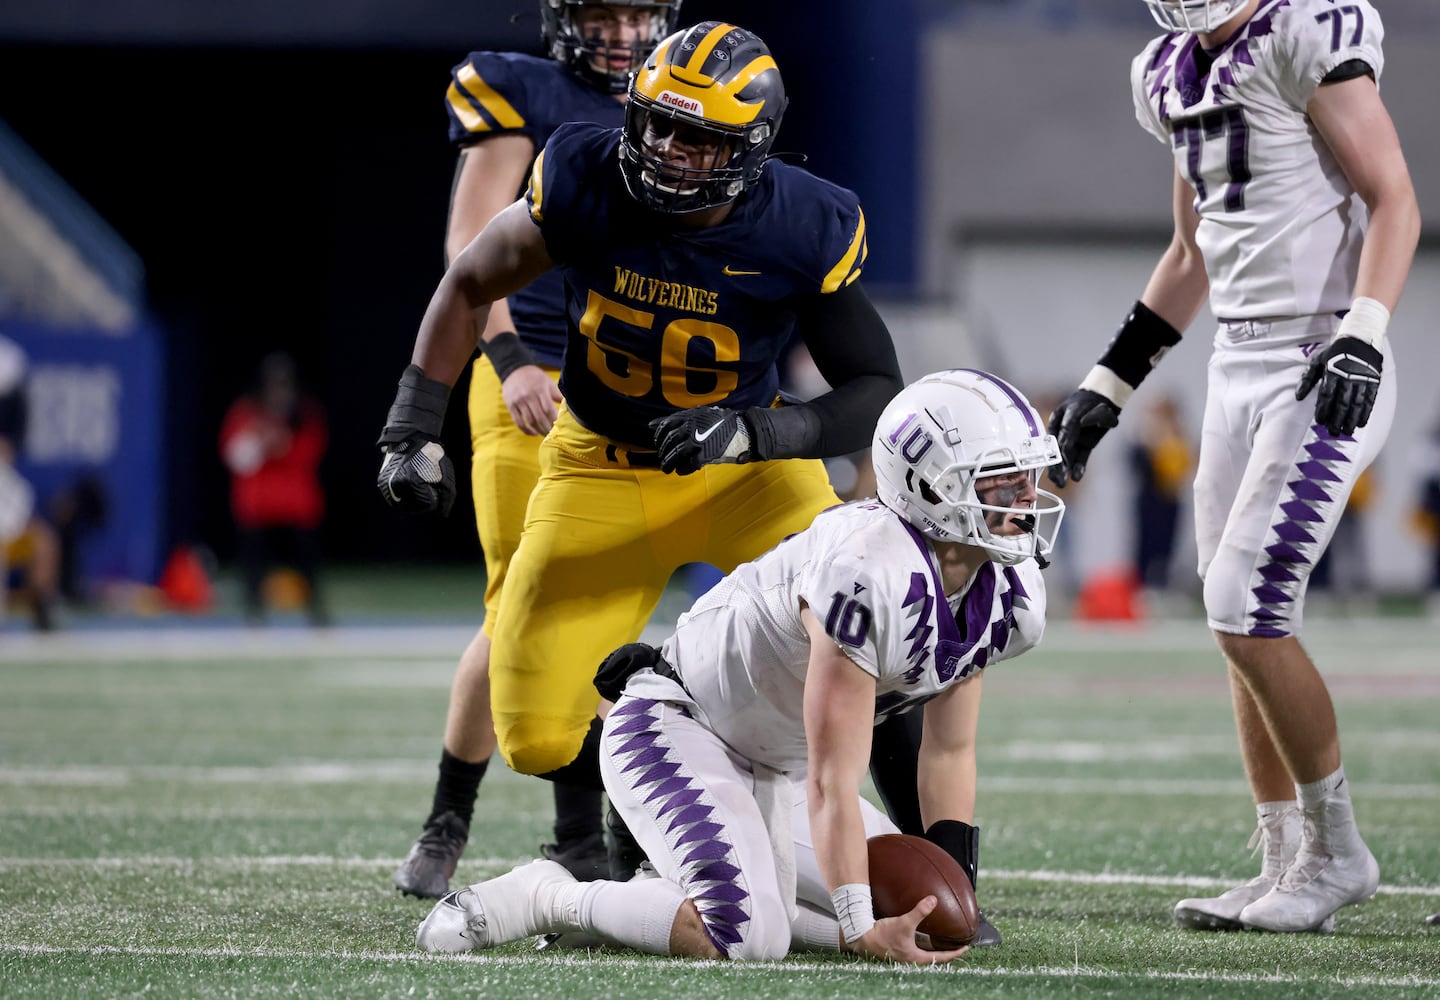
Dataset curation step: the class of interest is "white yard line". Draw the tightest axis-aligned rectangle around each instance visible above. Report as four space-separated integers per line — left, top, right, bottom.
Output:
0 623 672 662
982 868 1440 897
0 626 481 662
0 762 440 785
2 856 1436 897
980 775 1440 800
2 763 1435 802
3 619 1437 668
3 943 1437 987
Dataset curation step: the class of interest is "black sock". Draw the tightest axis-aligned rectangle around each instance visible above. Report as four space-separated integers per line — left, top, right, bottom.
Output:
552 783 603 844
428 749 489 827
869 708 924 835
535 717 605 791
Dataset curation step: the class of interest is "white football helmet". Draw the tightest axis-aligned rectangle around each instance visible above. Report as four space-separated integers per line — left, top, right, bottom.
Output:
1143 0 1249 33
872 369 1065 566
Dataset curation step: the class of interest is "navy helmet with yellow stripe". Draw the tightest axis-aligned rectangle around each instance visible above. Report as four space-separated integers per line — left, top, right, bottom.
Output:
541 0 683 94
619 22 787 214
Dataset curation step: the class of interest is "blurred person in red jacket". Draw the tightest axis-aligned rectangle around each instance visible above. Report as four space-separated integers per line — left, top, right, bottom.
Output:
220 352 329 625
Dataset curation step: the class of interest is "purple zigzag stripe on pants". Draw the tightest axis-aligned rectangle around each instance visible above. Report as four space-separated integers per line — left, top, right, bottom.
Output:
604 697 752 956
1246 424 1354 636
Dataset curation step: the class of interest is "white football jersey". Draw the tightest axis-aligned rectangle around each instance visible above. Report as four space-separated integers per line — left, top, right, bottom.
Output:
645 500 1046 772
1131 0 1384 320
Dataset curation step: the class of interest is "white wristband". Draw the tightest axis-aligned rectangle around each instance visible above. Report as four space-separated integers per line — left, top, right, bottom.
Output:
830 882 876 944
1336 296 1390 349
1077 365 1134 408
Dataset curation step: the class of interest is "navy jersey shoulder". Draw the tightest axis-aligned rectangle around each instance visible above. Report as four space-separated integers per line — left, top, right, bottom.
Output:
445 52 623 149
529 123 867 294
447 55 622 364
724 160 869 296
524 122 870 446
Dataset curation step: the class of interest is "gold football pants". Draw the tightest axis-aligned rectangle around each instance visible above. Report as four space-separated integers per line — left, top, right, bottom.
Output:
490 406 840 774
467 356 561 633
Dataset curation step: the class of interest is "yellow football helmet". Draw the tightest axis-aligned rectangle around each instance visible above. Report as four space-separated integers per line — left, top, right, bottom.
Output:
619 21 787 214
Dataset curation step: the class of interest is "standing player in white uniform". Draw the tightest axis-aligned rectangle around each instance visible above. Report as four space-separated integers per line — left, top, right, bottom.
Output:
412 369 1065 962
1048 0 1419 933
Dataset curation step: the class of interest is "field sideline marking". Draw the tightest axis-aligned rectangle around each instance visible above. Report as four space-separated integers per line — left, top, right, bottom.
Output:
4 943 1438 987
2 856 1437 897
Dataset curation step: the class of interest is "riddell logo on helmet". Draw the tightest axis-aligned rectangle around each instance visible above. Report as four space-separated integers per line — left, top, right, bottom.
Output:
657 90 702 115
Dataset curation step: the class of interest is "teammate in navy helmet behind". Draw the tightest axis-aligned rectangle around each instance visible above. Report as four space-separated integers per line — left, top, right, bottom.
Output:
411 370 1063 963
377 20 909 916
388 1 683 903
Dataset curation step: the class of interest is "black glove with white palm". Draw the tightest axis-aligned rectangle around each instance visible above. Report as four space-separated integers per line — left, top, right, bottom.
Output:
648 406 755 476
376 364 456 517
1295 336 1383 438
1047 300 1183 488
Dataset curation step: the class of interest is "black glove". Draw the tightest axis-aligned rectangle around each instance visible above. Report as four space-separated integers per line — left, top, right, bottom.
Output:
648 406 754 476
376 364 456 516
1046 388 1121 488
593 642 662 702
1295 336 1383 437
377 438 455 516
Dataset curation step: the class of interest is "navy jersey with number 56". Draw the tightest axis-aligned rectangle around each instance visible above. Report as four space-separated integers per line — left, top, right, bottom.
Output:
524 122 868 447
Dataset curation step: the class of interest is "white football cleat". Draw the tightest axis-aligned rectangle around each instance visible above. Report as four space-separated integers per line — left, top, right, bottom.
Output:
1174 807 1306 932
1176 875 1303 932
416 859 579 953
1239 800 1380 934
1239 839 1378 933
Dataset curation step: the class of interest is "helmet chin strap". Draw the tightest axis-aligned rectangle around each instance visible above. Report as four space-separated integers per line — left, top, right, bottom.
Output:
1010 517 1051 569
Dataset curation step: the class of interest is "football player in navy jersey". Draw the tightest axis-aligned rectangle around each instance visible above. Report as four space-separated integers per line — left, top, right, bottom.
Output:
389 1 683 900
379 19 911 904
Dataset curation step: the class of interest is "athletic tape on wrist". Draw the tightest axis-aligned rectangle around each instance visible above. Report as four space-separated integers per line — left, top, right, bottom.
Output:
1089 300 1182 406
831 882 876 944
1336 296 1390 349
378 364 450 445
480 331 539 383
1078 365 1134 408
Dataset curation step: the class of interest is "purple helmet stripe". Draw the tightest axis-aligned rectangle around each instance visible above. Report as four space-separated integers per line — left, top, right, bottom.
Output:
956 368 1039 437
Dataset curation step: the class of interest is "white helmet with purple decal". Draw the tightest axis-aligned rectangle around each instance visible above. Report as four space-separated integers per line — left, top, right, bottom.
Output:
1142 0 1249 33
872 369 1065 565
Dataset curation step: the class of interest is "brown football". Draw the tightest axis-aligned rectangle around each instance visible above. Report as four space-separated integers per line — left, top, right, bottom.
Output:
867 833 980 948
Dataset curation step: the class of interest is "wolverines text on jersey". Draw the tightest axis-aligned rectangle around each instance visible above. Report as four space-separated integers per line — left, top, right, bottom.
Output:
525 122 868 447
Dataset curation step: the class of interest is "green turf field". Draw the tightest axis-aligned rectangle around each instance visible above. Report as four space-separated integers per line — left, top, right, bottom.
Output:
2 616 1437 997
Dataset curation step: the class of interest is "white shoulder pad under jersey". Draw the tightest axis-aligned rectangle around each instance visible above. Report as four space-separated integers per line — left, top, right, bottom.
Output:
657 501 1046 772
1131 0 1383 320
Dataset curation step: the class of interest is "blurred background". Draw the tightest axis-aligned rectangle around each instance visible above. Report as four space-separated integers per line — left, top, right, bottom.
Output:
1 0 1437 630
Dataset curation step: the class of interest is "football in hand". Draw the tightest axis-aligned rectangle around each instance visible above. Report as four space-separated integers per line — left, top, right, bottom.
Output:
867 833 980 948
